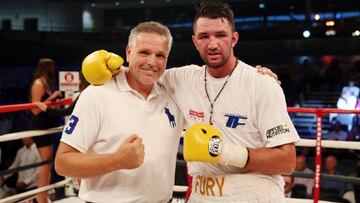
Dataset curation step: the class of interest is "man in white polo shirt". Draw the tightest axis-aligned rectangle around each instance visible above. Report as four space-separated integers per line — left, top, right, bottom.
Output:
55 21 185 202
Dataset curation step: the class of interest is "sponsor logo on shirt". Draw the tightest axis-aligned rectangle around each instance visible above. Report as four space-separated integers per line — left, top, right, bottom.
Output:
64 115 79 134
224 113 247 128
187 109 205 122
266 124 290 139
164 105 176 128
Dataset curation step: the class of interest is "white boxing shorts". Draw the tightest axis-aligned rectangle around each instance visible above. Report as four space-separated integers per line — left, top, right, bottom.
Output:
189 173 285 203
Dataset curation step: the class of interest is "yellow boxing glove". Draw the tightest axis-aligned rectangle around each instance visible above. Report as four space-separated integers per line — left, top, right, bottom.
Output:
183 123 249 168
82 50 124 85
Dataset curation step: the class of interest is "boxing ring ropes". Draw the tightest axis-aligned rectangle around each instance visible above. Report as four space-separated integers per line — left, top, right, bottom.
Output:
0 99 359 203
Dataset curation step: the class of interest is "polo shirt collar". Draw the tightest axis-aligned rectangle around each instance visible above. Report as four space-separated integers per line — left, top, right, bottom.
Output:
115 67 163 99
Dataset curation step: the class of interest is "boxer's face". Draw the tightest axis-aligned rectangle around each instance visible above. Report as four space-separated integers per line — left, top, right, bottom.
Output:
192 17 238 69
126 32 169 88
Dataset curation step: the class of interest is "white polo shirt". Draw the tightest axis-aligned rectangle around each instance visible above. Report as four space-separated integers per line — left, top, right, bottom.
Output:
61 70 185 203
160 61 300 193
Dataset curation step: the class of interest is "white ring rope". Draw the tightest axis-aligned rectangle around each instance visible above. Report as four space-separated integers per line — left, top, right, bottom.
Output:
0 178 71 203
0 126 63 142
297 138 360 150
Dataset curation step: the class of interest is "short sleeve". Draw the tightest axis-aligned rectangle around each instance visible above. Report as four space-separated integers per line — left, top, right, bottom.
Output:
256 76 300 147
60 89 101 153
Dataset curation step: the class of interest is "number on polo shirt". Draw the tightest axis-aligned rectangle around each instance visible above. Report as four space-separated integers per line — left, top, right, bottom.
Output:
65 115 79 134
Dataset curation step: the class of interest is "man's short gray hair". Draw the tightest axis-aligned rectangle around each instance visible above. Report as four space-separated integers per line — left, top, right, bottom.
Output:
128 21 173 51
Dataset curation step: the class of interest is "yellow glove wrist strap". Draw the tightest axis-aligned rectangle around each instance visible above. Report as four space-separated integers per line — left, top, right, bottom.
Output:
219 143 249 168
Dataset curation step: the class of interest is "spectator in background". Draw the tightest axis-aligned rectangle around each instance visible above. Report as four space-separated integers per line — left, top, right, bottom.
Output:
337 80 359 113
283 175 294 198
347 125 360 141
336 80 359 130
294 154 314 196
29 58 62 203
327 121 348 141
3 138 41 193
35 72 90 116
321 155 346 197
